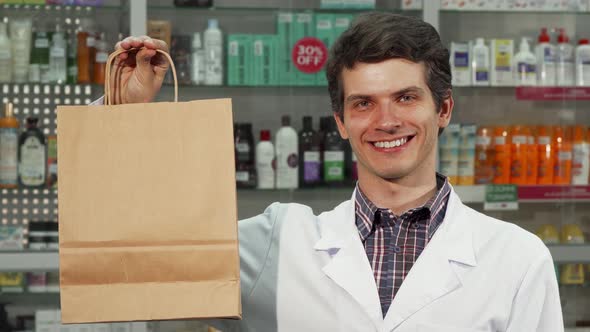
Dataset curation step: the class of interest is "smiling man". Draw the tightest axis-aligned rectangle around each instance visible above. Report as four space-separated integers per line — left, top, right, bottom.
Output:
107 12 563 332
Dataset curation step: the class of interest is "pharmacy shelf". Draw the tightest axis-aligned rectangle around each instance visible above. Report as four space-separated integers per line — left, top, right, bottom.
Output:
148 5 406 13
0 245 587 273
440 9 590 14
0 250 59 272
516 87 590 101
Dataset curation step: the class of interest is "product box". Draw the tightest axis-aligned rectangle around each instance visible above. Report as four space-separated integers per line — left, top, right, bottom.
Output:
458 124 477 185
36 310 58 332
439 124 461 185
401 0 423 10
147 20 172 48
252 35 278 86
47 135 57 188
277 12 295 86
0 225 24 249
27 272 47 292
227 34 253 86
450 42 471 86
314 13 334 86
490 39 514 86
293 13 316 86
0 272 24 292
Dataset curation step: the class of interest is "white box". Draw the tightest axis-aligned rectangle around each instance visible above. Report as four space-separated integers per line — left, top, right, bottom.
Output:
36 310 59 332
490 39 515 86
92 324 111 332
111 323 132 332
451 42 471 86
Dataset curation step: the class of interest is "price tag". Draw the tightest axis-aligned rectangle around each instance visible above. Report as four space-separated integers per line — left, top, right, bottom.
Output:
291 37 328 74
484 185 518 211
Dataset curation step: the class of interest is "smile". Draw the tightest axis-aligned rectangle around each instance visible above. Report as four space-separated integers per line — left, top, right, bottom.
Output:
372 136 414 149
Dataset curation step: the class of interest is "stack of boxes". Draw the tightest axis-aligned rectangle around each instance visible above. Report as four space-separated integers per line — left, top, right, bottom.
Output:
226 12 354 87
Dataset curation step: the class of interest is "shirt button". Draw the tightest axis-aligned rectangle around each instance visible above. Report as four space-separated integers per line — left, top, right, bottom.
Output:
412 223 420 229
393 246 401 253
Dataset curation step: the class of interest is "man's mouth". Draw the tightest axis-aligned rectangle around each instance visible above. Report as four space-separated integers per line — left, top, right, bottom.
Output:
371 135 415 149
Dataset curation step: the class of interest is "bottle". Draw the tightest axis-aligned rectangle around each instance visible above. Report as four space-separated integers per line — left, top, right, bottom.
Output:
560 224 585 285
299 116 321 187
492 126 511 184
537 126 554 185
475 126 494 184
256 130 275 189
471 38 490 86
0 22 12 83
30 25 51 83
318 117 331 181
275 115 298 189
526 126 538 185
510 125 529 185
49 25 67 84
575 38 590 87
0 103 19 188
571 125 589 185
323 120 346 184
553 126 572 185
77 20 92 83
535 28 556 86
234 123 256 188
204 19 223 85
18 117 46 188
190 32 206 85
66 28 78 84
10 18 33 83
514 37 537 86
93 33 108 85
556 29 575 87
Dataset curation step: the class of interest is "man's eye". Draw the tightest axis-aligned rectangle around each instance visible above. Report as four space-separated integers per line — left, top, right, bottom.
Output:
355 100 371 109
399 95 416 103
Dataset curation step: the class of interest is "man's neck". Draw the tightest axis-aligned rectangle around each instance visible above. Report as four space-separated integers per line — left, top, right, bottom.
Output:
357 171 438 215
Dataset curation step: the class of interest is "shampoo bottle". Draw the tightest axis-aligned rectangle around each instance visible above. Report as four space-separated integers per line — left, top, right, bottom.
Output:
514 37 537 86
204 19 223 85
556 29 575 86
535 28 556 86
0 22 12 83
256 130 275 189
18 117 46 188
276 115 299 189
471 38 490 86
576 38 590 86
0 103 19 188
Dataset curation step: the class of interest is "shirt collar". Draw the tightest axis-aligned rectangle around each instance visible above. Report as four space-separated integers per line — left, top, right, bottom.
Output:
354 173 451 242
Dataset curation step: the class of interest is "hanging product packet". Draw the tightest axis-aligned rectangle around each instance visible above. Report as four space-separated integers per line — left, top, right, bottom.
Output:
57 48 240 323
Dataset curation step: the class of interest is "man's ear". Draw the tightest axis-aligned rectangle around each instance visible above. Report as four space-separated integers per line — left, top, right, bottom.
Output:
437 94 454 130
334 112 349 139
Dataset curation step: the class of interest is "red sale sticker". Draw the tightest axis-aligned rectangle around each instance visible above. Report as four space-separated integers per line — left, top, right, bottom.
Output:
291 37 328 74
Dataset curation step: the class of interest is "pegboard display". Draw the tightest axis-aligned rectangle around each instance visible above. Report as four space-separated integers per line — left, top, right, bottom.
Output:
0 83 96 226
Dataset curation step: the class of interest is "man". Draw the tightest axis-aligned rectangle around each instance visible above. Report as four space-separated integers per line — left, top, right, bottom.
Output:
105 13 563 332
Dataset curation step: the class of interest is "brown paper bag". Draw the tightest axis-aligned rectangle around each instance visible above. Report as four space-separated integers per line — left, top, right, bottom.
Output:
57 49 240 323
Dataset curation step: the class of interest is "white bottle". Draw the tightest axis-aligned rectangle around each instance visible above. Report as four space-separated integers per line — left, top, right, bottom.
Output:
204 19 223 85
0 22 12 83
275 115 298 189
514 37 537 86
572 137 590 185
471 38 490 86
535 28 556 86
49 27 67 83
576 38 590 86
256 130 275 189
191 32 206 85
556 29 575 86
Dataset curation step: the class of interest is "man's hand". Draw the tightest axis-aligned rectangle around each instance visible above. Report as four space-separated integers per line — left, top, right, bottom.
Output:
109 36 170 105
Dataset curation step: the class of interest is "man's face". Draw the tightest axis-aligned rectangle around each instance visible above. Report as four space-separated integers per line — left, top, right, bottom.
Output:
335 59 453 182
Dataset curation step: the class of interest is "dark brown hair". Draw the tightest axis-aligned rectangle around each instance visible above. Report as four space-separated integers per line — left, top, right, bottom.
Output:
326 12 452 119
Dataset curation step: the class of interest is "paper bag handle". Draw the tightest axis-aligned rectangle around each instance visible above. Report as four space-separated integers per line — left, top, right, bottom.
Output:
104 48 179 106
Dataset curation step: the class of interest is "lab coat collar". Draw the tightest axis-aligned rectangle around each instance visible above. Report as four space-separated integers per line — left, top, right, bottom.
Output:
314 186 477 332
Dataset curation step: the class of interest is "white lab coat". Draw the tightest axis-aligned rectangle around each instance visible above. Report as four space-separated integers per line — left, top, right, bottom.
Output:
213 187 564 332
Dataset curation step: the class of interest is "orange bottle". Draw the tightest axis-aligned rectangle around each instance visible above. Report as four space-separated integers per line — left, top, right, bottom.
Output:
0 103 19 189
510 125 529 185
526 126 538 185
77 30 91 83
493 126 511 184
553 126 573 185
475 126 494 184
537 126 554 185
571 125 590 185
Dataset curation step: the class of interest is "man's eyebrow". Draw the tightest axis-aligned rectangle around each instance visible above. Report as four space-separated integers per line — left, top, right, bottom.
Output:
345 86 425 104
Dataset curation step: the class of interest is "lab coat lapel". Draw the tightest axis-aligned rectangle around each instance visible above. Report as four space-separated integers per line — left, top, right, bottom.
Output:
314 197 383 331
382 190 477 331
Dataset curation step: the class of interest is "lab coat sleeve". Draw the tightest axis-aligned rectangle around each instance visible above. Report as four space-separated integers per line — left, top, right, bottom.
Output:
205 202 284 332
505 246 564 332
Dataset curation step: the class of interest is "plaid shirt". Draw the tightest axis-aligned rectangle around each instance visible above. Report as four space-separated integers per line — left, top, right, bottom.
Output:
354 173 451 317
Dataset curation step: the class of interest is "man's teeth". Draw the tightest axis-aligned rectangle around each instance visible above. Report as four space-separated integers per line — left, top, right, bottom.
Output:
374 137 409 148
